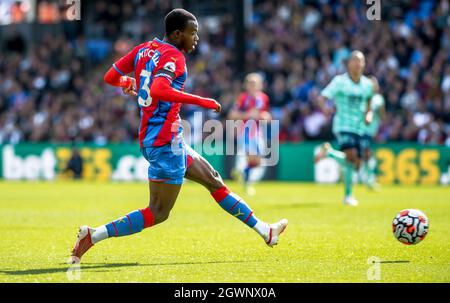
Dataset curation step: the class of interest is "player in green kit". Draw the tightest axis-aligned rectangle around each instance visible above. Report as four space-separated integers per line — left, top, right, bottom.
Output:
360 76 385 190
315 51 373 206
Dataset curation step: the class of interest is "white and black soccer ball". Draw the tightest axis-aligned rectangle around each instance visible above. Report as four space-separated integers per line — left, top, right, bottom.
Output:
392 209 429 245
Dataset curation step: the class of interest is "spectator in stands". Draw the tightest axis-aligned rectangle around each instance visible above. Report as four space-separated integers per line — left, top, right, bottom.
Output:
0 0 449 146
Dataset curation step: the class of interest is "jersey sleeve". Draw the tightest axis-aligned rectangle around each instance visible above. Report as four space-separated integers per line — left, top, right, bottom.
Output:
371 94 385 111
261 93 270 112
321 76 341 100
112 44 142 76
153 49 186 84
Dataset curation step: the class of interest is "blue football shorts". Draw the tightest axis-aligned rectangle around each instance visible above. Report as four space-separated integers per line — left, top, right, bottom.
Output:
141 141 199 185
238 128 265 156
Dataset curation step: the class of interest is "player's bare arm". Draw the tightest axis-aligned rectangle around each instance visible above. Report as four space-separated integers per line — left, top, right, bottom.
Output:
365 97 373 125
317 95 334 116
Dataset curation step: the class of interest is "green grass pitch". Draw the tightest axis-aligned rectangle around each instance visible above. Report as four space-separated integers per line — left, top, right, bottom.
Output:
0 181 449 282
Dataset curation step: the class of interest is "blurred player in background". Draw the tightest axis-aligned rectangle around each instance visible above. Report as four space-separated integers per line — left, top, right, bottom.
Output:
228 73 272 195
360 76 385 190
71 9 287 263
65 147 83 179
315 51 373 206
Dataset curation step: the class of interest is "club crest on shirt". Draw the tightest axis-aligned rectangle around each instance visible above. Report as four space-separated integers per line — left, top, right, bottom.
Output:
163 61 176 73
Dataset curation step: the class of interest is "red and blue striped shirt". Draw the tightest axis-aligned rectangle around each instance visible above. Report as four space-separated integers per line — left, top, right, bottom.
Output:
113 38 187 148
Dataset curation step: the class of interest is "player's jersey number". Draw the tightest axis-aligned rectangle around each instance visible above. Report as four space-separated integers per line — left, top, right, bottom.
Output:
138 69 153 107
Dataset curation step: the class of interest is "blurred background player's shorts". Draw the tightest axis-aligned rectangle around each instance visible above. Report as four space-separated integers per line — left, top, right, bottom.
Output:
336 132 362 156
360 134 374 152
238 128 266 156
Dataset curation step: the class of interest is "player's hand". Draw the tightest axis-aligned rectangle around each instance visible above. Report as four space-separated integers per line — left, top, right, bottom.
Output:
365 110 373 125
203 98 221 113
121 77 137 96
248 108 260 120
213 100 221 113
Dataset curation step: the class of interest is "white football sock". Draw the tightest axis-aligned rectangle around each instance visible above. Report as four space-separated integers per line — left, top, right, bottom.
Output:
253 219 270 240
91 225 109 244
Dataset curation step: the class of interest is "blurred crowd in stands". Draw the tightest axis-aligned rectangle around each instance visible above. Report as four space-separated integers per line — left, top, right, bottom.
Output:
1 0 449 145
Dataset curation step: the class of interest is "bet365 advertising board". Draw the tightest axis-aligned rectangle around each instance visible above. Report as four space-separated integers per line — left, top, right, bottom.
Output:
0 143 449 185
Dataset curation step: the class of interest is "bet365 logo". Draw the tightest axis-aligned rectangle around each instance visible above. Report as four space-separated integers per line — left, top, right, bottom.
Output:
366 0 381 21
66 0 81 21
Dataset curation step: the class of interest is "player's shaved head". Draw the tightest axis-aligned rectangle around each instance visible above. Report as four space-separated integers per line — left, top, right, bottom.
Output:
165 8 197 36
245 73 264 95
347 50 366 82
246 73 263 85
350 50 365 62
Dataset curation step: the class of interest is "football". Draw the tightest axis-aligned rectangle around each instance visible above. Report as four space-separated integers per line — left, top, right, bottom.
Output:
392 209 429 245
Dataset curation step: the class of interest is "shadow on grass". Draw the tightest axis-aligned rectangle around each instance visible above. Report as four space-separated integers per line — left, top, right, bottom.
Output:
0 260 253 276
379 260 410 264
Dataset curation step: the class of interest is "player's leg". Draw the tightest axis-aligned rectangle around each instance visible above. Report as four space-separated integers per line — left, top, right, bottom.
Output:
367 153 378 189
71 144 185 263
231 154 245 183
359 135 369 185
243 154 260 195
236 128 258 194
338 132 360 205
341 147 359 205
95 181 181 240
184 146 287 247
361 138 379 190
360 135 369 185
147 182 182 223
315 142 346 165
71 181 181 263
91 181 181 243
243 132 266 195
244 155 261 182
315 133 359 205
